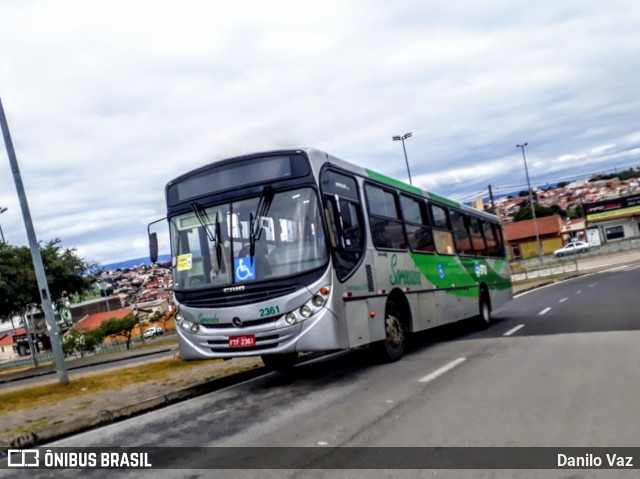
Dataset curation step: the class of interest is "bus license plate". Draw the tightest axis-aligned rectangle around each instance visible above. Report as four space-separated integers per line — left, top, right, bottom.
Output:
229 335 256 348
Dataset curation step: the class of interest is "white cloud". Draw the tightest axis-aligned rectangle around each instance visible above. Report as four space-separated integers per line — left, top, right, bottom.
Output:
1 0 640 263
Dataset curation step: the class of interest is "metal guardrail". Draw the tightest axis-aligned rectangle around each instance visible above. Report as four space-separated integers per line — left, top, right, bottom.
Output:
511 237 640 282
0 353 55 370
0 330 176 371
511 262 580 282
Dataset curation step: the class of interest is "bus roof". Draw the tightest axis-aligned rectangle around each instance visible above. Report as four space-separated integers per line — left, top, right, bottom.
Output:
168 147 500 222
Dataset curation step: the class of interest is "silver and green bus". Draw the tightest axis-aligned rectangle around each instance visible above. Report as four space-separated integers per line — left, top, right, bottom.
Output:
149 148 512 368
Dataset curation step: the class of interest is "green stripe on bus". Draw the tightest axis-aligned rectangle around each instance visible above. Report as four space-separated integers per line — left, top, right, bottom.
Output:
426 192 460 208
365 169 423 195
409 252 511 297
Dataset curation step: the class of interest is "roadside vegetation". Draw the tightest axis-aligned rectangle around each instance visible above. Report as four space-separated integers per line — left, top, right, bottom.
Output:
0 357 210 414
0 239 97 323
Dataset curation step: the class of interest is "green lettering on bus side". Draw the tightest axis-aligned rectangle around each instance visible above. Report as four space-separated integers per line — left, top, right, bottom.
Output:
389 254 422 286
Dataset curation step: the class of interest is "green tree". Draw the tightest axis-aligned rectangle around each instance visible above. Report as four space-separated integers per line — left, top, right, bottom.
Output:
149 309 172 331
568 204 584 219
512 202 566 221
0 239 97 322
548 204 568 218
99 314 139 349
62 328 104 358
0 243 35 321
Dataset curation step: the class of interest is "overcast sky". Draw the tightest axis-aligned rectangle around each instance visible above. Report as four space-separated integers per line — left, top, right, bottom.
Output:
1 0 639 265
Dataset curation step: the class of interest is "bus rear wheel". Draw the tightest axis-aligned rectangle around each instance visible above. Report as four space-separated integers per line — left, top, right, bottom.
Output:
375 302 405 362
261 352 298 371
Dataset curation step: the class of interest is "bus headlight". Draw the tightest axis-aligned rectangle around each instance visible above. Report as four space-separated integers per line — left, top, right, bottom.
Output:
312 294 325 307
299 305 312 318
283 285 330 325
179 315 198 334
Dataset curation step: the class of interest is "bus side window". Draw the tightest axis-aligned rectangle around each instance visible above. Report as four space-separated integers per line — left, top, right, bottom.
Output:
494 223 506 258
430 204 455 255
321 168 366 281
482 220 500 256
401 195 435 253
365 184 405 250
450 210 473 256
470 217 488 256
323 195 365 280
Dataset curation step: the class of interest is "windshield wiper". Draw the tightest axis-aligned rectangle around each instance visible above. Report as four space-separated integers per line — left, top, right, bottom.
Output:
191 204 224 271
249 185 274 260
191 202 218 244
213 212 222 268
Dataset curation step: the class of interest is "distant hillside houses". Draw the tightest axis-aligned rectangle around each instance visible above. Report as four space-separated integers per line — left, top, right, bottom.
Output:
0 263 174 363
481 170 640 259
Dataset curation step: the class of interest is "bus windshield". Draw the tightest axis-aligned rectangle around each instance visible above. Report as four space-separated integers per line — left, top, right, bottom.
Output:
170 187 329 290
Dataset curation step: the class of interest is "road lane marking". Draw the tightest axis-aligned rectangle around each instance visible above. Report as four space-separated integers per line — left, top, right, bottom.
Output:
418 357 466 383
576 290 582 294
559 298 569 303
588 283 597 287
503 324 525 336
539 307 552 315
599 264 640 273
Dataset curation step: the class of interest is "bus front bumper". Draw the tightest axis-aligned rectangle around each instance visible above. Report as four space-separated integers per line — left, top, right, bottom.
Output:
176 307 347 360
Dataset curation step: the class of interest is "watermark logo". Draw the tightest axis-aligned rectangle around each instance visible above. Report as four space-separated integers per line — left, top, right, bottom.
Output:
8 449 40 467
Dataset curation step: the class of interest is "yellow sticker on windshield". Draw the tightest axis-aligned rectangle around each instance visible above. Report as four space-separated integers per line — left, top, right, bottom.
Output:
177 254 193 271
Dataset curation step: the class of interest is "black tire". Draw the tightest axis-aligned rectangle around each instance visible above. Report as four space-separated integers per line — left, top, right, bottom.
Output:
261 353 298 371
557 253 563 257
375 302 405 362
476 291 492 329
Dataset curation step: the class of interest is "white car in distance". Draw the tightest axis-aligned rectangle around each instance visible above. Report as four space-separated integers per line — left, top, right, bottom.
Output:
143 326 163 338
554 241 590 257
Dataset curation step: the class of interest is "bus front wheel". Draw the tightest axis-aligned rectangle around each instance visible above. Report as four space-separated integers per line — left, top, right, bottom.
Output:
375 302 405 362
476 291 492 329
261 353 298 371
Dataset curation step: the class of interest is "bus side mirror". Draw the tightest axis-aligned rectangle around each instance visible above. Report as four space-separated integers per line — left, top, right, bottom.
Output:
149 232 159 263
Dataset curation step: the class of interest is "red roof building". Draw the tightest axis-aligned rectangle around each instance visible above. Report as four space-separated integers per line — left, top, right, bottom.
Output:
0 328 26 362
503 215 564 260
76 308 134 332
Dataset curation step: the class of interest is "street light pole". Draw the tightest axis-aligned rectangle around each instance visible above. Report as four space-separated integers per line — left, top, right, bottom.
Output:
516 143 543 265
392 132 413 185
0 95 69 385
0 206 6 243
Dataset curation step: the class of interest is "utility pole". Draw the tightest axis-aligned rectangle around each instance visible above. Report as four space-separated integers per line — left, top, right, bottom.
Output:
488 184 496 214
0 96 68 385
516 143 543 265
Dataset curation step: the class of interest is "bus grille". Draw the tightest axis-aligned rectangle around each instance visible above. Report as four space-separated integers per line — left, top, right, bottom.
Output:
180 285 298 308
200 317 276 329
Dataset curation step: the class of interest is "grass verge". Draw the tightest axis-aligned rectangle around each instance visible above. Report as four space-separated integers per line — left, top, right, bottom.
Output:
0 357 213 415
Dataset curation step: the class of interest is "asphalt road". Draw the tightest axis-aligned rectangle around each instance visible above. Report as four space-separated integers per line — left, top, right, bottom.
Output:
4 263 640 479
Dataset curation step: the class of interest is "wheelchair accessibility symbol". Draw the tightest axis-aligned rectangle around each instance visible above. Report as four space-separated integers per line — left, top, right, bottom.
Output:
438 263 445 280
234 257 256 282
